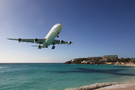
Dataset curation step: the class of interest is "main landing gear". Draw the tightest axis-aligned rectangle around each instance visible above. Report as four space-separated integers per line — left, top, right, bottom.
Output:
38 45 41 49
52 44 55 49
45 46 48 48
52 45 55 49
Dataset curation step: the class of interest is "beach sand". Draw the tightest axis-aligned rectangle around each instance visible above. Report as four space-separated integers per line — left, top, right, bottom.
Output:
97 81 135 90
70 80 135 90
106 85 135 90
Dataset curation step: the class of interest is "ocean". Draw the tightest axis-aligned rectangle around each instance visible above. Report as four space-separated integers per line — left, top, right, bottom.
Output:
0 63 135 90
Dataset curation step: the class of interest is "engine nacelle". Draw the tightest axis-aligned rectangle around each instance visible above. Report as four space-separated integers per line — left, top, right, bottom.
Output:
18 38 21 42
34 38 38 43
67 41 72 45
59 40 64 44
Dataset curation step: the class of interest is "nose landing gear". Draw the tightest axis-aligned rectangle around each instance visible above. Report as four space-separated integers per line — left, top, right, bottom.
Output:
56 32 59 38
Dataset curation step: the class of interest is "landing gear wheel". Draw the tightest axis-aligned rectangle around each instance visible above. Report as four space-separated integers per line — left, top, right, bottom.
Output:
38 45 41 49
45 46 48 48
52 46 55 49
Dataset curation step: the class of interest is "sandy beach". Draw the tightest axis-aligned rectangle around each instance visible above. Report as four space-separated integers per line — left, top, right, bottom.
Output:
104 85 135 90
97 81 135 90
70 81 135 90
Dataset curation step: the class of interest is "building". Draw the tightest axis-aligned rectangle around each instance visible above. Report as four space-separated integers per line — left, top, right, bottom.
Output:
103 55 118 61
88 57 102 61
72 55 118 64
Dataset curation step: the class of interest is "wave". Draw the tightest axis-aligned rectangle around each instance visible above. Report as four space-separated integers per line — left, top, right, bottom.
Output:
98 81 135 90
65 81 135 90
64 82 123 90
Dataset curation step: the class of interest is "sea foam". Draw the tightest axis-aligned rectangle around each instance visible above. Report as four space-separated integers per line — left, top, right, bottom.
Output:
98 81 135 90
65 81 135 90
64 82 122 90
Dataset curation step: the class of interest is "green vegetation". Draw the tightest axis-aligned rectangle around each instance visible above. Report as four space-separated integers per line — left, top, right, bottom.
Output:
65 57 135 64
73 58 88 64
117 58 135 62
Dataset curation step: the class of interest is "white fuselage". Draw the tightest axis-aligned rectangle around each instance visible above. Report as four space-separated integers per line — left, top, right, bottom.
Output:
42 23 63 48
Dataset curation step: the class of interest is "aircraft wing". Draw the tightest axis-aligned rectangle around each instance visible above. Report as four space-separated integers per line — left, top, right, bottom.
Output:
7 38 45 44
53 39 73 45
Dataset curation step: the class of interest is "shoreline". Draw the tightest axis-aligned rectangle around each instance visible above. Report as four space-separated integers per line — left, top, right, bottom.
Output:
97 81 135 90
65 80 135 90
65 62 135 67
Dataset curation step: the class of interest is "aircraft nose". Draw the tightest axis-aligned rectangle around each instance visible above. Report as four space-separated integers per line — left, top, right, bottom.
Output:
57 23 62 28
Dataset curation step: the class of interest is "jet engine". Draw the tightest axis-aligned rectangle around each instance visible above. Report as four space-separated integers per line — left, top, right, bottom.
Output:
67 41 72 45
18 38 21 42
34 38 38 43
60 40 64 44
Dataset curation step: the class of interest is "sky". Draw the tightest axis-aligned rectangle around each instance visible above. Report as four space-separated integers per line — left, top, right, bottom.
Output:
0 0 135 63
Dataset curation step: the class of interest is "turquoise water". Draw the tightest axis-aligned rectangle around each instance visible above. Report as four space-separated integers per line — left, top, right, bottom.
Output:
0 63 135 90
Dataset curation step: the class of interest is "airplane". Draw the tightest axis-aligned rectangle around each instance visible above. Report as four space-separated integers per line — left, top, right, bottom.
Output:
7 23 73 49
